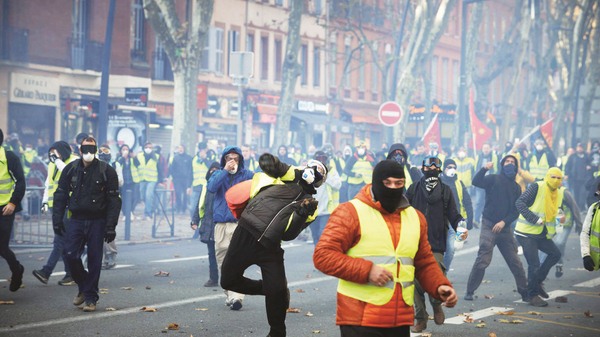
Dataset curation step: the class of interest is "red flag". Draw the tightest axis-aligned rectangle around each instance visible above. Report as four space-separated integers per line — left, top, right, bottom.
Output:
468 89 493 151
421 114 441 150
539 118 554 148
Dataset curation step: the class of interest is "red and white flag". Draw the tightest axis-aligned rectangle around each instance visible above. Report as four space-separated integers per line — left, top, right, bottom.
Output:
469 89 493 151
421 114 441 149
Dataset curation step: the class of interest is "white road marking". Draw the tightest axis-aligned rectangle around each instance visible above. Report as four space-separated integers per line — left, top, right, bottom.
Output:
513 290 573 303
445 306 514 325
0 265 134 283
0 275 335 332
574 277 600 288
150 243 302 263
453 245 479 256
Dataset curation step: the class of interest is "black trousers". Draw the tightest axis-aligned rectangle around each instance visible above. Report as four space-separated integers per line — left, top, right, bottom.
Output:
340 325 410 337
221 226 288 337
0 212 20 274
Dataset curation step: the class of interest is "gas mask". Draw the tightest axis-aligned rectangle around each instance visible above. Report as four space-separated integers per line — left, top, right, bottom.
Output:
445 168 457 177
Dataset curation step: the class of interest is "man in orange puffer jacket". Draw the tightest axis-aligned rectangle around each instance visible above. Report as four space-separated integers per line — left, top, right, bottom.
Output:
313 160 457 337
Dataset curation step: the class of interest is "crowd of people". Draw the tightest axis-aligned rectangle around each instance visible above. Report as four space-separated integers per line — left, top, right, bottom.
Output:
2 127 600 336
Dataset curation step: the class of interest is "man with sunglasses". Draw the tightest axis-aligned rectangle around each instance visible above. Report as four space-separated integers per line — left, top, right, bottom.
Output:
515 167 564 307
53 136 121 312
405 156 466 332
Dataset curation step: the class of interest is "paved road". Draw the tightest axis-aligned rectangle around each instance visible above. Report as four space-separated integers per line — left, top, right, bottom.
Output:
1 229 599 337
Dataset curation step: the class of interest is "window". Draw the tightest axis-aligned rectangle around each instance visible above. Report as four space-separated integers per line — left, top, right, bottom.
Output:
228 30 239 75
452 60 459 103
328 34 337 88
314 0 322 15
431 56 438 98
71 0 88 69
275 0 284 6
215 28 224 73
358 48 365 92
371 42 379 98
246 33 254 52
442 58 448 103
301 44 308 85
313 46 321 87
200 26 224 74
132 0 146 62
261 35 269 80
275 39 282 81
343 36 352 89
153 37 173 81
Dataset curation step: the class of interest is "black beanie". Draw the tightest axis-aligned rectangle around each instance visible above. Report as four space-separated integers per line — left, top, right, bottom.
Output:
372 160 405 213
443 158 457 170
0 129 3 147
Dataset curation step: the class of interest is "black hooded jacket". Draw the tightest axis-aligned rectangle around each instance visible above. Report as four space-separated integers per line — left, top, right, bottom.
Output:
386 143 423 183
472 155 522 227
50 141 72 161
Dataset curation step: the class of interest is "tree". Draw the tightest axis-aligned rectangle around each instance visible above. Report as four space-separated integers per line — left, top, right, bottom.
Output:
273 0 303 148
143 0 214 151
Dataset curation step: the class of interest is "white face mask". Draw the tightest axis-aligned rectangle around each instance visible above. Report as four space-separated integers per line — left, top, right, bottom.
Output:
144 148 152 154
458 151 466 159
26 147 32 151
535 145 543 151
445 168 457 177
122 151 129 157
357 149 366 156
82 153 95 162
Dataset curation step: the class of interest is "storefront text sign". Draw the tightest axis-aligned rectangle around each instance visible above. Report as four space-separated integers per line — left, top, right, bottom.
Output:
10 73 59 107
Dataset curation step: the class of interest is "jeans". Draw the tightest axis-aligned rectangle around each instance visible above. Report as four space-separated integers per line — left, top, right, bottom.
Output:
206 240 218 282
0 212 20 274
414 252 445 321
309 214 329 246
121 183 135 217
189 185 203 218
41 210 71 276
443 227 456 271
172 180 189 213
63 218 106 303
540 221 573 266
221 226 288 337
516 234 561 298
466 219 528 299
139 181 157 217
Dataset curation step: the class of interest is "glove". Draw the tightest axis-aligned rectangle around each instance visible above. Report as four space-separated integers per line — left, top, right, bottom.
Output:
104 227 116 243
301 167 316 184
53 221 65 236
298 198 318 218
41 203 49 214
259 153 290 178
583 256 595 271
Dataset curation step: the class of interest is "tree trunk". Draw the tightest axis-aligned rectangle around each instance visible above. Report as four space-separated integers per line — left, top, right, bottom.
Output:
274 0 303 148
580 3 600 144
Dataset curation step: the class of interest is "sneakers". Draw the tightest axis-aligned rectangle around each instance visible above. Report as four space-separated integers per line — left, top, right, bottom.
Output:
9 264 24 292
82 302 97 312
102 262 116 270
464 293 474 301
203 279 219 287
58 276 76 286
411 320 427 333
433 303 445 325
538 283 549 299
230 298 243 311
529 295 548 307
555 264 563 278
32 269 49 284
73 292 85 306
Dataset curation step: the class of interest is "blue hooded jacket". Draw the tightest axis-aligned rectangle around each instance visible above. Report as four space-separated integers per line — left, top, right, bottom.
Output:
207 146 254 223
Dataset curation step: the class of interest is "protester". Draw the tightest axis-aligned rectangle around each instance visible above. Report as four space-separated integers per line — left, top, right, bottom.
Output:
529 139 557 181
276 145 297 166
472 143 499 227
313 160 457 337
190 142 210 221
241 144 259 172
169 145 193 214
344 140 375 201
453 146 476 190
99 145 120 270
580 182 600 272
386 143 422 189
115 144 136 221
132 142 162 220
565 143 591 209
310 151 341 245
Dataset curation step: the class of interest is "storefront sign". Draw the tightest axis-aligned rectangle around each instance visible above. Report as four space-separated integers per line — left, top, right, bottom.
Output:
296 100 328 114
107 110 147 154
10 73 59 107
125 87 149 107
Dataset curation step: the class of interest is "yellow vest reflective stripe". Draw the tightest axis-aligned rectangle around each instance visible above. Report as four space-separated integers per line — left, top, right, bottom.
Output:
130 157 140 183
338 199 419 306
135 153 159 182
516 181 564 239
347 159 373 185
455 157 475 188
529 154 550 181
192 157 208 187
47 156 78 207
404 166 413 188
454 179 467 218
0 147 15 205
589 202 600 270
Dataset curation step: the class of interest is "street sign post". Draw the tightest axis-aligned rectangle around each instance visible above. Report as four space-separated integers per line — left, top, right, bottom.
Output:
378 101 403 126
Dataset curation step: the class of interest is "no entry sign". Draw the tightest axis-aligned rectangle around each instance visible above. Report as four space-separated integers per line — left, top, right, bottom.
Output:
378 101 403 126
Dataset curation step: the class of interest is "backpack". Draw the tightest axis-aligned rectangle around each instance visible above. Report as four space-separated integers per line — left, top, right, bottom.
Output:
225 180 252 219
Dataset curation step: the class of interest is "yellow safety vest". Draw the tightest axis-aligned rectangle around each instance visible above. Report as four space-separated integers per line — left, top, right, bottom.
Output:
516 181 564 239
192 156 208 187
47 156 78 207
22 149 37 176
454 179 467 218
0 147 16 206
347 158 373 185
454 157 475 188
404 166 413 188
338 199 420 306
589 202 600 270
134 153 159 182
529 153 550 181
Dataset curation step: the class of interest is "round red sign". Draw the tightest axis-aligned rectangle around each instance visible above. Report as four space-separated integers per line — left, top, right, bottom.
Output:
378 101 403 126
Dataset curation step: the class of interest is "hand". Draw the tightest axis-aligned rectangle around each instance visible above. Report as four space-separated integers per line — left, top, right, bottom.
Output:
492 220 505 234
41 203 49 214
2 203 15 216
298 198 318 217
53 221 65 236
368 264 393 287
460 228 469 240
536 217 544 225
583 256 595 271
104 228 116 243
190 222 198 230
437 285 457 308
49 153 58 163
225 159 236 171
484 162 494 170
559 214 566 224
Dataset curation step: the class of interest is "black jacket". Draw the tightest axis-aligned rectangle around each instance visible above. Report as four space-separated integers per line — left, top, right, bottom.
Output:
238 182 312 249
472 165 521 228
53 158 121 229
406 178 463 253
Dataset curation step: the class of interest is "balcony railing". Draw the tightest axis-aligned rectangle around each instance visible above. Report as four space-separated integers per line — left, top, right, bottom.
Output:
153 50 174 81
68 38 103 71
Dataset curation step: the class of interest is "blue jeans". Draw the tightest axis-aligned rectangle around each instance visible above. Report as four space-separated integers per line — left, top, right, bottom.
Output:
190 185 203 218
516 234 561 298
63 218 106 303
443 227 456 271
206 240 218 282
42 211 71 276
309 214 329 246
139 181 157 217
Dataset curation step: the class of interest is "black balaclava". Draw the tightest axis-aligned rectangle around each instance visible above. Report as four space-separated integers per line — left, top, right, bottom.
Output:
0 129 3 147
372 160 406 213
206 161 220 181
500 154 519 180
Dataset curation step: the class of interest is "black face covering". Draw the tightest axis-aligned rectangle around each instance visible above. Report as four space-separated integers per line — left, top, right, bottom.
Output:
372 160 405 213
422 169 440 192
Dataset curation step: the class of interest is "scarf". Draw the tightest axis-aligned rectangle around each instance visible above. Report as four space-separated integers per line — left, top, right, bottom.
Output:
543 167 563 222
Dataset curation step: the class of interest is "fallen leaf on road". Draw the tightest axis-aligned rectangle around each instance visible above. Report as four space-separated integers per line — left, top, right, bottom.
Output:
120 286 134 290
0 300 15 305
421 333 432 337
141 306 158 312
194 308 209 311
295 289 305 293
484 294 494 299
100 290 109 294
527 311 541 315
498 319 510 323
482 280 492 284
105 307 117 311
173 255 181 258
286 308 301 313
488 333 497 337
563 316 572 319
155 271 170 277
510 319 524 324
584 310 593 317
463 315 474 323
311 330 321 334
167 323 179 330
555 296 568 303
305 311 314 317
476 322 487 328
